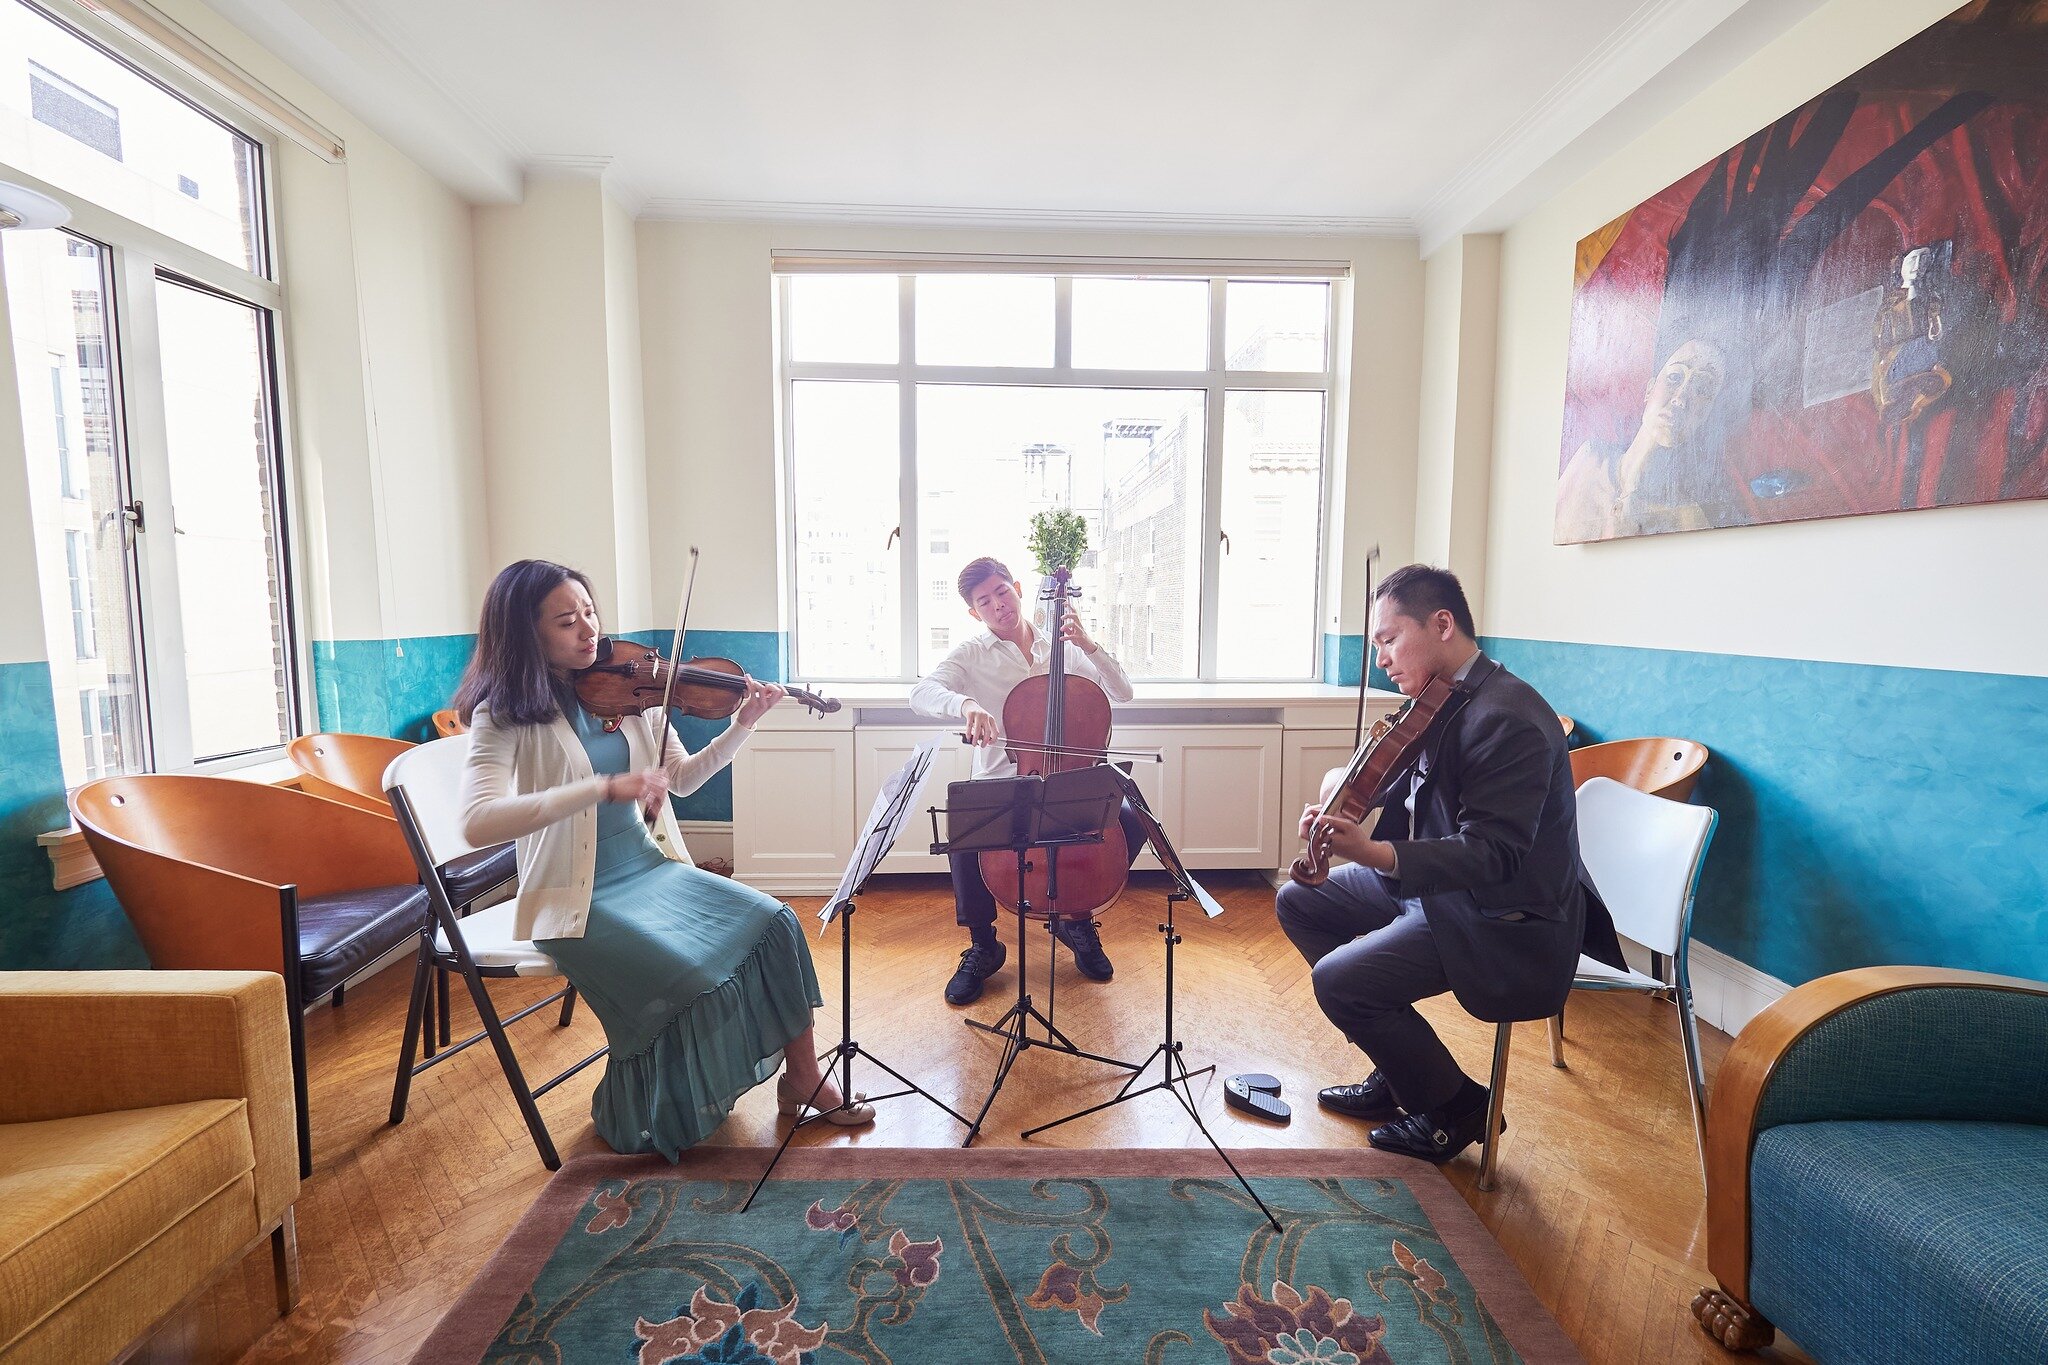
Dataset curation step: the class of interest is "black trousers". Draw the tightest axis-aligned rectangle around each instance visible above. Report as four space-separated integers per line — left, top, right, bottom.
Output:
1273 864 1473 1117
949 801 1148 931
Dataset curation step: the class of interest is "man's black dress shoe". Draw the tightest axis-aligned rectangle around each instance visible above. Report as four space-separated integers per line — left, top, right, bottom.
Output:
1367 1099 1500 1165
1316 1070 1404 1122
944 941 1007 1005
1050 917 1114 981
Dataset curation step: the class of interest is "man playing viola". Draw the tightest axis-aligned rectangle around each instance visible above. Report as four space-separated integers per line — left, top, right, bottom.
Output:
910 556 1148 1005
1278 565 1626 1165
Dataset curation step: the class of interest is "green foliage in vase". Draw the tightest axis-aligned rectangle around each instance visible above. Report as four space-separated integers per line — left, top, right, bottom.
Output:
1026 507 1089 576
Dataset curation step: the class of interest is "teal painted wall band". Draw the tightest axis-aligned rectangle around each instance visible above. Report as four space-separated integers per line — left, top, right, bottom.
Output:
1481 635 2048 989
0 661 148 971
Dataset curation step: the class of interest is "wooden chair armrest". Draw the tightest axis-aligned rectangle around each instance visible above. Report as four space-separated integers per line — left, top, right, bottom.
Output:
76 831 292 977
1705 965 2048 1302
0 971 301 1225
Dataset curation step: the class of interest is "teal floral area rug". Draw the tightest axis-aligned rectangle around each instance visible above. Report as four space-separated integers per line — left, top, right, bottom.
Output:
413 1147 1579 1364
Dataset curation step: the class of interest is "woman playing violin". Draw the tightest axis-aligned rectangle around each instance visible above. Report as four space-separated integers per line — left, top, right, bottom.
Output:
455 559 871 1158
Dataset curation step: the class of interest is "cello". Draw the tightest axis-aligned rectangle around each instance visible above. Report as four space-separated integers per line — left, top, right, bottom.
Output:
976 566 1129 920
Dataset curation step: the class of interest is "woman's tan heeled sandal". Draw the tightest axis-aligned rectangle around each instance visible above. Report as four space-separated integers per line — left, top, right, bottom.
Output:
776 1074 875 1126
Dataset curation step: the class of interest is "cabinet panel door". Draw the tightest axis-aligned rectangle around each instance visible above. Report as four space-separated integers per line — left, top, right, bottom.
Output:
732 732 854 889
1161 727 1282 868
854 730 971 874
1281 730 1360 872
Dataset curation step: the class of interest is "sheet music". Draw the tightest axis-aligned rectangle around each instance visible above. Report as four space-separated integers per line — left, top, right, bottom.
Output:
818 740 940 929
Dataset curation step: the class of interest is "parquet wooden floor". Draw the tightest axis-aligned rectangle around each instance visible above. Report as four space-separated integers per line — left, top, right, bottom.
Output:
141 872 1809 1363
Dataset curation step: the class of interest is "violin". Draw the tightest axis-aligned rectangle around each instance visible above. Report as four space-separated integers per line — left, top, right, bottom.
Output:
573 636 841 725
1291 673 1468 886
978 568 1129 920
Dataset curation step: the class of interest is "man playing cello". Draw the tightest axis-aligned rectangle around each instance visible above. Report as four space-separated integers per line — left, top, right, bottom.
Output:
1278 565 1626 1164
910 556 1148 1005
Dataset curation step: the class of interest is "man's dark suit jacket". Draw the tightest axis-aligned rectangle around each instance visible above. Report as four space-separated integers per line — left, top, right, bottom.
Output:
1372 654 1627 1023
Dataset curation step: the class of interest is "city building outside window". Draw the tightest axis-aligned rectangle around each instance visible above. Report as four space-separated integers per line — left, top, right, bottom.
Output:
780 265 1340 682
2 0 297 786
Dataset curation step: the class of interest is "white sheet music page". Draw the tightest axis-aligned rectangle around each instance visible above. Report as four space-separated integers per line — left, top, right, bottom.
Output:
818 739 941 930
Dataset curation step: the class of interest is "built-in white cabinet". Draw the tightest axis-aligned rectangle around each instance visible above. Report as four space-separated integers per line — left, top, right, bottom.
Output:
731 685 1399 895
731 728 855 891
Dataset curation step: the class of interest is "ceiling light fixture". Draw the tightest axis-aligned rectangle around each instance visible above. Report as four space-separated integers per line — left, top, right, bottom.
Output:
0 182 72 231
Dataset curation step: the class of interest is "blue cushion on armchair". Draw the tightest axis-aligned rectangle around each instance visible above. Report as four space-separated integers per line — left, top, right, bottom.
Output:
1749 1119 2048 1365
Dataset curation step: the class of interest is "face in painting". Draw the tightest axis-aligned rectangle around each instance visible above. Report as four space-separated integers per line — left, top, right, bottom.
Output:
1639 340 1726 449
538 579 601 674
966 577 1026 636
1371 605 1458 699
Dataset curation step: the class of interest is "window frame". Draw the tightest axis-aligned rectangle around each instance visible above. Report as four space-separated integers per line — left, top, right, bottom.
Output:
2 0 308 779
776 265 1345 684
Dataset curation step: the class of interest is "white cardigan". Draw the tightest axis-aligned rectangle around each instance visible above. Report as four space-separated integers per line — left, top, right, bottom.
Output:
459 700 752 941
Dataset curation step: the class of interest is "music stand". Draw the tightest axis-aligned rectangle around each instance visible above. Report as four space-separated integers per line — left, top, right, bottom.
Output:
1022 766 1282 1231
741 744 971 1212
930 767 1143 1147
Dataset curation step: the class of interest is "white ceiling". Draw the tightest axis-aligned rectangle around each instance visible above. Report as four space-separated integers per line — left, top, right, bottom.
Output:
204 0 1829 248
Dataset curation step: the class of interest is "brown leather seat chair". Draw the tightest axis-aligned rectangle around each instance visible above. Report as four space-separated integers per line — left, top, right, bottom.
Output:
71 776 430 1178
1569 737 1709 803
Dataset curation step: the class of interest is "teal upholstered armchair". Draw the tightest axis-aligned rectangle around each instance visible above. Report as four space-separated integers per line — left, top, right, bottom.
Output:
1693 967 2048 1361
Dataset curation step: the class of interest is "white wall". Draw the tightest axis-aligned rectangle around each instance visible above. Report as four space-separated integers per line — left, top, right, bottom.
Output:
1481 0 2048 678
1414 233 1500 620
633 221 1425 640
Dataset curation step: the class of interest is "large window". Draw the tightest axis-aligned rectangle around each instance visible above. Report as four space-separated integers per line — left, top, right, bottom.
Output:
781 265 1341 682
3 0 296 784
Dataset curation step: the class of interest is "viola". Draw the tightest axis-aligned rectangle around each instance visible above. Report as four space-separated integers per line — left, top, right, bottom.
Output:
978 568 1129 920
1291 673 1469 887
573 637 840 724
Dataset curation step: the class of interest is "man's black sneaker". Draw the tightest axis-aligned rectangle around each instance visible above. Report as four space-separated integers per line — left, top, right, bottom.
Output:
944 940 1008 1005
1050 917 1113 981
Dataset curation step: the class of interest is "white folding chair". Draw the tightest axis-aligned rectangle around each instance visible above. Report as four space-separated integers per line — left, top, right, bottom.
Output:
1476 776 1718 1191
383 735 606 1170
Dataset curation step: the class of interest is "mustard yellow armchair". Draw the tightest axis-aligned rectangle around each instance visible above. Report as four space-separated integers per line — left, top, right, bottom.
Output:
0 971 301 1364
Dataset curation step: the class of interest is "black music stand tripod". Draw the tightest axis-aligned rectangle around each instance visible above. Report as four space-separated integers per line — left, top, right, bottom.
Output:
930 768 1143 1147
742 745 971 1212
1021 768 1282 1231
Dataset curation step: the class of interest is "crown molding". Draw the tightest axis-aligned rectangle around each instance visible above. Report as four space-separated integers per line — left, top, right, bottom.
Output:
636 198 1414 238
199 0 523 202
1416 0 1827 256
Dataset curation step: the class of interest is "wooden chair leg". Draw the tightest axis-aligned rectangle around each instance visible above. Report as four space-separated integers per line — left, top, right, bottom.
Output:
270 1208 300 1315
389 950 432 1124
1476 1022 1512 1192
1548 1009 1567 1068
1692 1286 1775 1350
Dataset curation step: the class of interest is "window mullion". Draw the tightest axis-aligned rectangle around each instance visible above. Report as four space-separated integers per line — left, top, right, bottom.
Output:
1197 278 1227 679
896 275 918 680
109 248 192 771
1053 275 1073 375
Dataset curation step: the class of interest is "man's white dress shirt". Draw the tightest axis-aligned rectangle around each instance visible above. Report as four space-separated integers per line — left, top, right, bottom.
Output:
909 629 1135 780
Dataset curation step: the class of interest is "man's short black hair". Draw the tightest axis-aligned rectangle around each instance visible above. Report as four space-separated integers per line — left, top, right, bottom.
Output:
1374 564 1476 640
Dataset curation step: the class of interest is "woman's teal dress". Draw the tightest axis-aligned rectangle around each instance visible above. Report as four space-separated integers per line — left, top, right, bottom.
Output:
537 704 821 1159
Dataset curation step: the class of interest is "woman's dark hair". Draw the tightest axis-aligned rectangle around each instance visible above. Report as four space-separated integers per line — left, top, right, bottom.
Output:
454 559 597 725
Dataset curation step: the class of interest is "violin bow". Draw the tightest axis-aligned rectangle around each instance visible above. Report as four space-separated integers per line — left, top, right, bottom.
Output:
646 547 701 829
1353 543 1380 750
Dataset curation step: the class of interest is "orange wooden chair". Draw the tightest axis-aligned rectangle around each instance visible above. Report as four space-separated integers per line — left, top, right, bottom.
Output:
286 733 411 813
70 776 429 1177
287 731 520 1055
1569 736 1709 803
432 709 465 738
1556 714 1576 740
